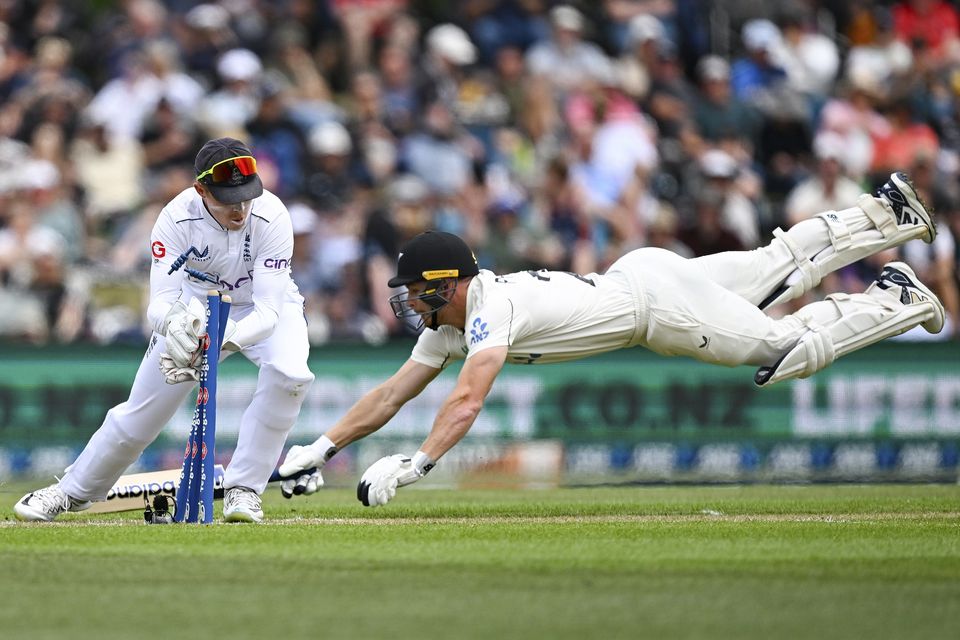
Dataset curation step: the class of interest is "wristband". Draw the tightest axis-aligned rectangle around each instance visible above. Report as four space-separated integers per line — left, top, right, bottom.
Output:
315 435 339 465
412 450 436 477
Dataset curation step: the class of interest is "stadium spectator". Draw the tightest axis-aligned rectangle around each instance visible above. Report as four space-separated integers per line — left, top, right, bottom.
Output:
818 65 891 182
731 19 788 104
331 0 409 73
70 111 145 243
691 54 762 154
603 1 676 55
869 98 939 179
265 24 335 132
175 2 238 84
377 43 419 135
246 75 308 199
891 0 960 67
615 13 668 101
0 199 83 343
645 201 693 257
845 6 914 97
401 99 478 198
784 131 864 226
525 5 615 94
775 4 840 105
85 48 168 142
17 158 84 265
419 23 477 112
697 148 761 248
363 173 433 336
465 0 550 65
678 184 747 257
195 47 263 137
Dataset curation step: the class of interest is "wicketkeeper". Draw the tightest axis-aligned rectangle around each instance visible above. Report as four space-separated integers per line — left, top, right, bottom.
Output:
15 138 314 523
277 172 944 506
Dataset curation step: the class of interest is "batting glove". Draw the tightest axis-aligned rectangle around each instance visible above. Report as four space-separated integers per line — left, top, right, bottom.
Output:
357 452 435 507
163 297 207 367
158 353 200 384
277 436 338 498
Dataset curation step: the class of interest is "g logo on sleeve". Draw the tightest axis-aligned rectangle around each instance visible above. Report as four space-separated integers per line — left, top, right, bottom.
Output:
151 241 166 258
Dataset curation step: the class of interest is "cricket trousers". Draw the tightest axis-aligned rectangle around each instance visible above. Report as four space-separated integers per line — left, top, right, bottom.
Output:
59 299 314 501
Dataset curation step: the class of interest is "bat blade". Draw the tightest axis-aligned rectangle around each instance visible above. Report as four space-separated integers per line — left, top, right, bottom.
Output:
88 465 316 514
86 465 225 514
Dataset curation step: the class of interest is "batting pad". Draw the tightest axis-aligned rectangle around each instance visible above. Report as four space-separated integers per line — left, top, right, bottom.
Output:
755 282 939 386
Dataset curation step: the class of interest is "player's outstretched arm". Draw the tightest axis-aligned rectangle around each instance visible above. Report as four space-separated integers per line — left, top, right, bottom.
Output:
357 346 508 507
277 358 441 497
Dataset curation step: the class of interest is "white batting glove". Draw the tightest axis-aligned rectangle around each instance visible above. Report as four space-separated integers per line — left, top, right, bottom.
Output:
158 353 200 384
357 452 435 507
163 297 207 367
277 446 324 498
278 436 338 498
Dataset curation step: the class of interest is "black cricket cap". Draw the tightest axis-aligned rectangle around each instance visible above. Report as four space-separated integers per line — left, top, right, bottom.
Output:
388 230 479 288
194 137 264 204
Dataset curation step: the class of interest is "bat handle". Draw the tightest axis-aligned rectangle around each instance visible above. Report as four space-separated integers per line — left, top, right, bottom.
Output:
268 466 318 483
168 246 197 275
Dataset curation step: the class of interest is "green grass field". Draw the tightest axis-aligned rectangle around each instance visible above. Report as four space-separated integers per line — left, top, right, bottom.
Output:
1 484 958 640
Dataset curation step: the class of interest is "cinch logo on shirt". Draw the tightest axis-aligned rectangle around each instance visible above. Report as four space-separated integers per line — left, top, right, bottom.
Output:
215 269 254 291
263 258 289 269
469 317 489 345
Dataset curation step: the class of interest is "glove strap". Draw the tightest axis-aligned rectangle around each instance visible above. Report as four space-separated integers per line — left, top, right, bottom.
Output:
315 435 339 466
412 451 436 477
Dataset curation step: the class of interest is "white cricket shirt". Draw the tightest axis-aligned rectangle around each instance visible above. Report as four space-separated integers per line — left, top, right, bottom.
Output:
146 187 303 349
410 269 638 368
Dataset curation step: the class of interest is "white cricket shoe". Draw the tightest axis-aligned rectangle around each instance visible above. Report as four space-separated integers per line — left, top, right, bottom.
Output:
876 172 936 242
222 486 263 523
14 484 92 522
875 262 945 333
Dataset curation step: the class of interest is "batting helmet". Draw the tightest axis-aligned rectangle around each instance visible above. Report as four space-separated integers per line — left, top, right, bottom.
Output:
387 231 479 330
387 231 479 288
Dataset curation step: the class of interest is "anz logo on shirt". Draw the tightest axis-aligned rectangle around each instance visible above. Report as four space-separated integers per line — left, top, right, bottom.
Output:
469 317 489 345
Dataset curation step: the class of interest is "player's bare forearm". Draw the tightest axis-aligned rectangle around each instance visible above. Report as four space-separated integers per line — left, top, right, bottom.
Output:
326 358 441 448
419 346 507 460
325 387 407 447
419 393 483 460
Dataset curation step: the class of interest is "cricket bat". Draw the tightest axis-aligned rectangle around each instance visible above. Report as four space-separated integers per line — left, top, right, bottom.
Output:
86 465 314 513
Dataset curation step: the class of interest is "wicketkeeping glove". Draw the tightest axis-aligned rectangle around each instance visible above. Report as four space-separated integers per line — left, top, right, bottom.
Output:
277 436 338 498
162 297 207 367
221 318 240 352
357 452 435 507
158 353 200 384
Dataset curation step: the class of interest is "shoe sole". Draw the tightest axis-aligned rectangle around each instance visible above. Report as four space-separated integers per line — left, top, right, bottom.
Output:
13 503 55 522
223 510 262 523
890 173 936 243
884 261 945 333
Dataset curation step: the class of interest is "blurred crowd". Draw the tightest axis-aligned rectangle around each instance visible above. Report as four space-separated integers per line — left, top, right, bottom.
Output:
1 0 959 346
